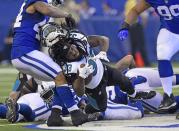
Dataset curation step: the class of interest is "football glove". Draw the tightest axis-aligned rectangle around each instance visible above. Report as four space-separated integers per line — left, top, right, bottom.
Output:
65 14 76 29
78 64 94 79
117 22 130 41
93 51 109 62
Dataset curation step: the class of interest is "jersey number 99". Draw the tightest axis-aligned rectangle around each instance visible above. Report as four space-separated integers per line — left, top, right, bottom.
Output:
157 5 179 20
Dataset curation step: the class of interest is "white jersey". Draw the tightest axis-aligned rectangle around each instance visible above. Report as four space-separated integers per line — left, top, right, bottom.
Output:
103 86 143 120
103 100 143 120
62 57 104 89
17 93 51 121
125 68 176 90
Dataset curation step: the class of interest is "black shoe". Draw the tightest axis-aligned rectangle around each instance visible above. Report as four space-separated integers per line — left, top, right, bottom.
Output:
132 90 156 100
158 93 177 113
85 104 99 114
70 110 98 126
176 112 179 119
47 108 65 127
5 98 18 123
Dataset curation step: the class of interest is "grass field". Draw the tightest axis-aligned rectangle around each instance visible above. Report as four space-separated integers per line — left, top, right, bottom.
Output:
0 66 179 131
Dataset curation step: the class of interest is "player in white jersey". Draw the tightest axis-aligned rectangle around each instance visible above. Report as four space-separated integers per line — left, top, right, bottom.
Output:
94 85 143 120
3 80 55 123
1 93 51 122
124 68 179 114
48 26 156 114
125 68 179 91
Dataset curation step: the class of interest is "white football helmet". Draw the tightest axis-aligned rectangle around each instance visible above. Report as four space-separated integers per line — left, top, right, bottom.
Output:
38 81 55 104
40 23 68 47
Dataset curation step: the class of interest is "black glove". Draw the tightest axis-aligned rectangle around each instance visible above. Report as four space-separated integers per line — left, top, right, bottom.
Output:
65 14 76 29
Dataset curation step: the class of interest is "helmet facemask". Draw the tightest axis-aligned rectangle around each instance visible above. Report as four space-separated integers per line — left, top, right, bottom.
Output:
40 22 68 47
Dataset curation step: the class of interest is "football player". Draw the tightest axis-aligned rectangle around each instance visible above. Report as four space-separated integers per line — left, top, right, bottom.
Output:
10 0 95 126
118 0 179 114
48 26 156 114
1 83 90 124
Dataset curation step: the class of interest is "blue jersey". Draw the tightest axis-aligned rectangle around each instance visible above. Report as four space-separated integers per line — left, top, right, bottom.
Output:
146 0 179 34
11 0 49 59
106 86 128 104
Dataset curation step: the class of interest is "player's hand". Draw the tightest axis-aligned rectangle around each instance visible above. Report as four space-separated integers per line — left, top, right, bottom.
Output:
78 64 94 79
117 29 129 41
93 51 109 62
65 14 76 29
117 22 130 41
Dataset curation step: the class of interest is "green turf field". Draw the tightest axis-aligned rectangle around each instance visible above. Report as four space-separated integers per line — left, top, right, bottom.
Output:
0 66 179 131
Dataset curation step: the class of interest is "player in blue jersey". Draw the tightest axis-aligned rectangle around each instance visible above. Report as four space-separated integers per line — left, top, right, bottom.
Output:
10 0 95 126
117 0 179 115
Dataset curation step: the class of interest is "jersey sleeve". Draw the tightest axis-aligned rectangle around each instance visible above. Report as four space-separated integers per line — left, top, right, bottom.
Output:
26 0 47 7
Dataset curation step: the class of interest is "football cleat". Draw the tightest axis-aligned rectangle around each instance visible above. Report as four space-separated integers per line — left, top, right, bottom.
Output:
70 109 98 126
85 104 99 114
47 108 71 126
132 90 156 100
158 93 177 113
5 98 18 123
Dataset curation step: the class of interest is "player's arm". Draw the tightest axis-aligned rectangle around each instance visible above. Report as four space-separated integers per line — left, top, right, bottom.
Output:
118 0 151 40
87 35 109 52
72 64 94 97
72 76 85 97
115 55 136 72
88 35 110 61
29 1 69 18
125 0 151 25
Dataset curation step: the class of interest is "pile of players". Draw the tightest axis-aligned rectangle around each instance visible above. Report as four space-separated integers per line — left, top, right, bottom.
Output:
1 21 179 126
1 0 179 127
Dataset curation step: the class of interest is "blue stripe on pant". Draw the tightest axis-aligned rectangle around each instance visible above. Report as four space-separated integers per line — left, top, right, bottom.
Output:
24 54 58 75
18 57 55 79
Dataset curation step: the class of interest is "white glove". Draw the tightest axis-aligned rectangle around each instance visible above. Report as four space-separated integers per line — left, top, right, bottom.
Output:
93 51 109 62
78 64 94 79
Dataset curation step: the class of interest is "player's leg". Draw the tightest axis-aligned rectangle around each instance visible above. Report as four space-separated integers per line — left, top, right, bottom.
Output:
140 92 163 113
157 29 179 112
99 100 143 120
11 50 93 126
105 64 156 100
85 76 108 113
0 104 7 119
10 73 38 102
126 68 179 89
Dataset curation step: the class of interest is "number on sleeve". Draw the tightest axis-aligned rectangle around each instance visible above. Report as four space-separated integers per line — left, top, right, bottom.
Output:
14 2 26 28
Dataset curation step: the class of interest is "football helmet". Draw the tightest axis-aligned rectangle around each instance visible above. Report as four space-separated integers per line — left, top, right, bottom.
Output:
68 30 89 56
38 81 55 105
40 22 68 47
